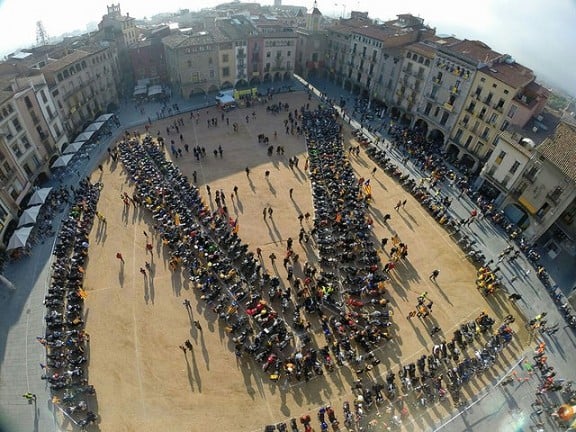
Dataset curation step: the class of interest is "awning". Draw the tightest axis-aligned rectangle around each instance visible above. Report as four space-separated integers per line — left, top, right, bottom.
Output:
84 121 105 132
7 226 33 250
133 86 147 97
96 113 115 122
18 205 42 227
62 141 86 155
51 154 75 169
216 94 236 105
75 130 95 142
28 187 53 206
147 85 164 97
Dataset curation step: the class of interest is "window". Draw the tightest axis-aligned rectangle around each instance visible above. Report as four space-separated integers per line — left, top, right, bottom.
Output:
24 164 33 176
509 161 520 174
12 118 22 132
507 105 517 118
222 54 229 63
465 135 473 147
266 52 271 58
40 90 48 103
21 134 31 149
187 60 192 68
287 50 291 57
209 70 215 78
424 103 432 115
24 96 33 109
500 120 510 131
222 67 230 77
537 202 550 217
434 107 440 117
495 151 506 164
454 128 463 143
208 57 213 65
11 143 22 158
440 112 449 126
489 113 498 124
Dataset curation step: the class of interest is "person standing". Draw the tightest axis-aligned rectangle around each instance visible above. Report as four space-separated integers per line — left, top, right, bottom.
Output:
116 252 125 264
429 269 440 282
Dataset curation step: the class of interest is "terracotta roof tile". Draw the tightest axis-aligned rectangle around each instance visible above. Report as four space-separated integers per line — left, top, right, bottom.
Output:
538 121 576 182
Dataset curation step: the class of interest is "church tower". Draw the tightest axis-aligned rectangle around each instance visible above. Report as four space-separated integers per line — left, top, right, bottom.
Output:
305 0 322 32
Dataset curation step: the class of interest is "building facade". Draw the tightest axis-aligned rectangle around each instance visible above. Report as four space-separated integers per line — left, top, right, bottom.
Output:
163 32 221 97
41 45 120 138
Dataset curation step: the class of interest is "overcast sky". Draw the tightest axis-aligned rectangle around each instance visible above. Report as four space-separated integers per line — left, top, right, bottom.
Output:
0 0 574 95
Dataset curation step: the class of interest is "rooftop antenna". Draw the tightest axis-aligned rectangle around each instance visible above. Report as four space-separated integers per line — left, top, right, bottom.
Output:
36 20 49 46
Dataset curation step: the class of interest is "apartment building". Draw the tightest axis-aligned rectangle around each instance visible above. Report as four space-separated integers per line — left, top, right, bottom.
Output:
475 110 560 205
128 26 170 84
295 5 326 80
214 18 255 88
447 56 549 173
394 41 435 127
501 120 576 247
163 32 221 97
40 45 120 138
0 78 63 242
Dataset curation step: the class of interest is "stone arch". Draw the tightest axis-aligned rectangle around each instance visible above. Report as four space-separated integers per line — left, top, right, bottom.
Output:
343 80 352 92
263 73 272 83
459 153 476 171
208 84 219 94
428 128 445 145
445 143 460 162
249 77 261 86
414 119 429 135
273 72 282 82
189 88 206 98
389 107 401 120
235 79 249 89
220 81 233 90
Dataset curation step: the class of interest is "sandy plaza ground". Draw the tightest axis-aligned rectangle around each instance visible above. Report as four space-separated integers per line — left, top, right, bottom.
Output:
76 91 530 432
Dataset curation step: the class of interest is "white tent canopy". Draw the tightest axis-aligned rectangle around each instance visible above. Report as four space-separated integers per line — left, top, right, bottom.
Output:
147 85 164 97
96 113 115 122
18 205 42 227
84 121 105 132
62 141 85 155
28 187 53 206
75 130 95 142
7 226 33 250
51 154 74 169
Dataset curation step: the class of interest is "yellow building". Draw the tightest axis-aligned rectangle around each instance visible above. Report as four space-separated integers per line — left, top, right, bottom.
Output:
447 57 549 173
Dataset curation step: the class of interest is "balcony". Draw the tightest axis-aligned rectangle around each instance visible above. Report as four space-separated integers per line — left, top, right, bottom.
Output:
433 77 442 85
547 188 563 204
443 103 454 112
427 93 437 101
493 104 504 113
522 167 539 183
450 86 460 95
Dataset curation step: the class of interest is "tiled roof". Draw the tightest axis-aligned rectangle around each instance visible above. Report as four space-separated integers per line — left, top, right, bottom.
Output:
480 61 534 89
538 121 576 182
162 33 216 49
406 41 436 58
443 39 501 64
40 50 92 73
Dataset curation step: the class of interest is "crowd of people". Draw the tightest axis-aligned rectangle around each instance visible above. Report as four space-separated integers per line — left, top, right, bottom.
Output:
40 179 100 428
105 98 527 431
